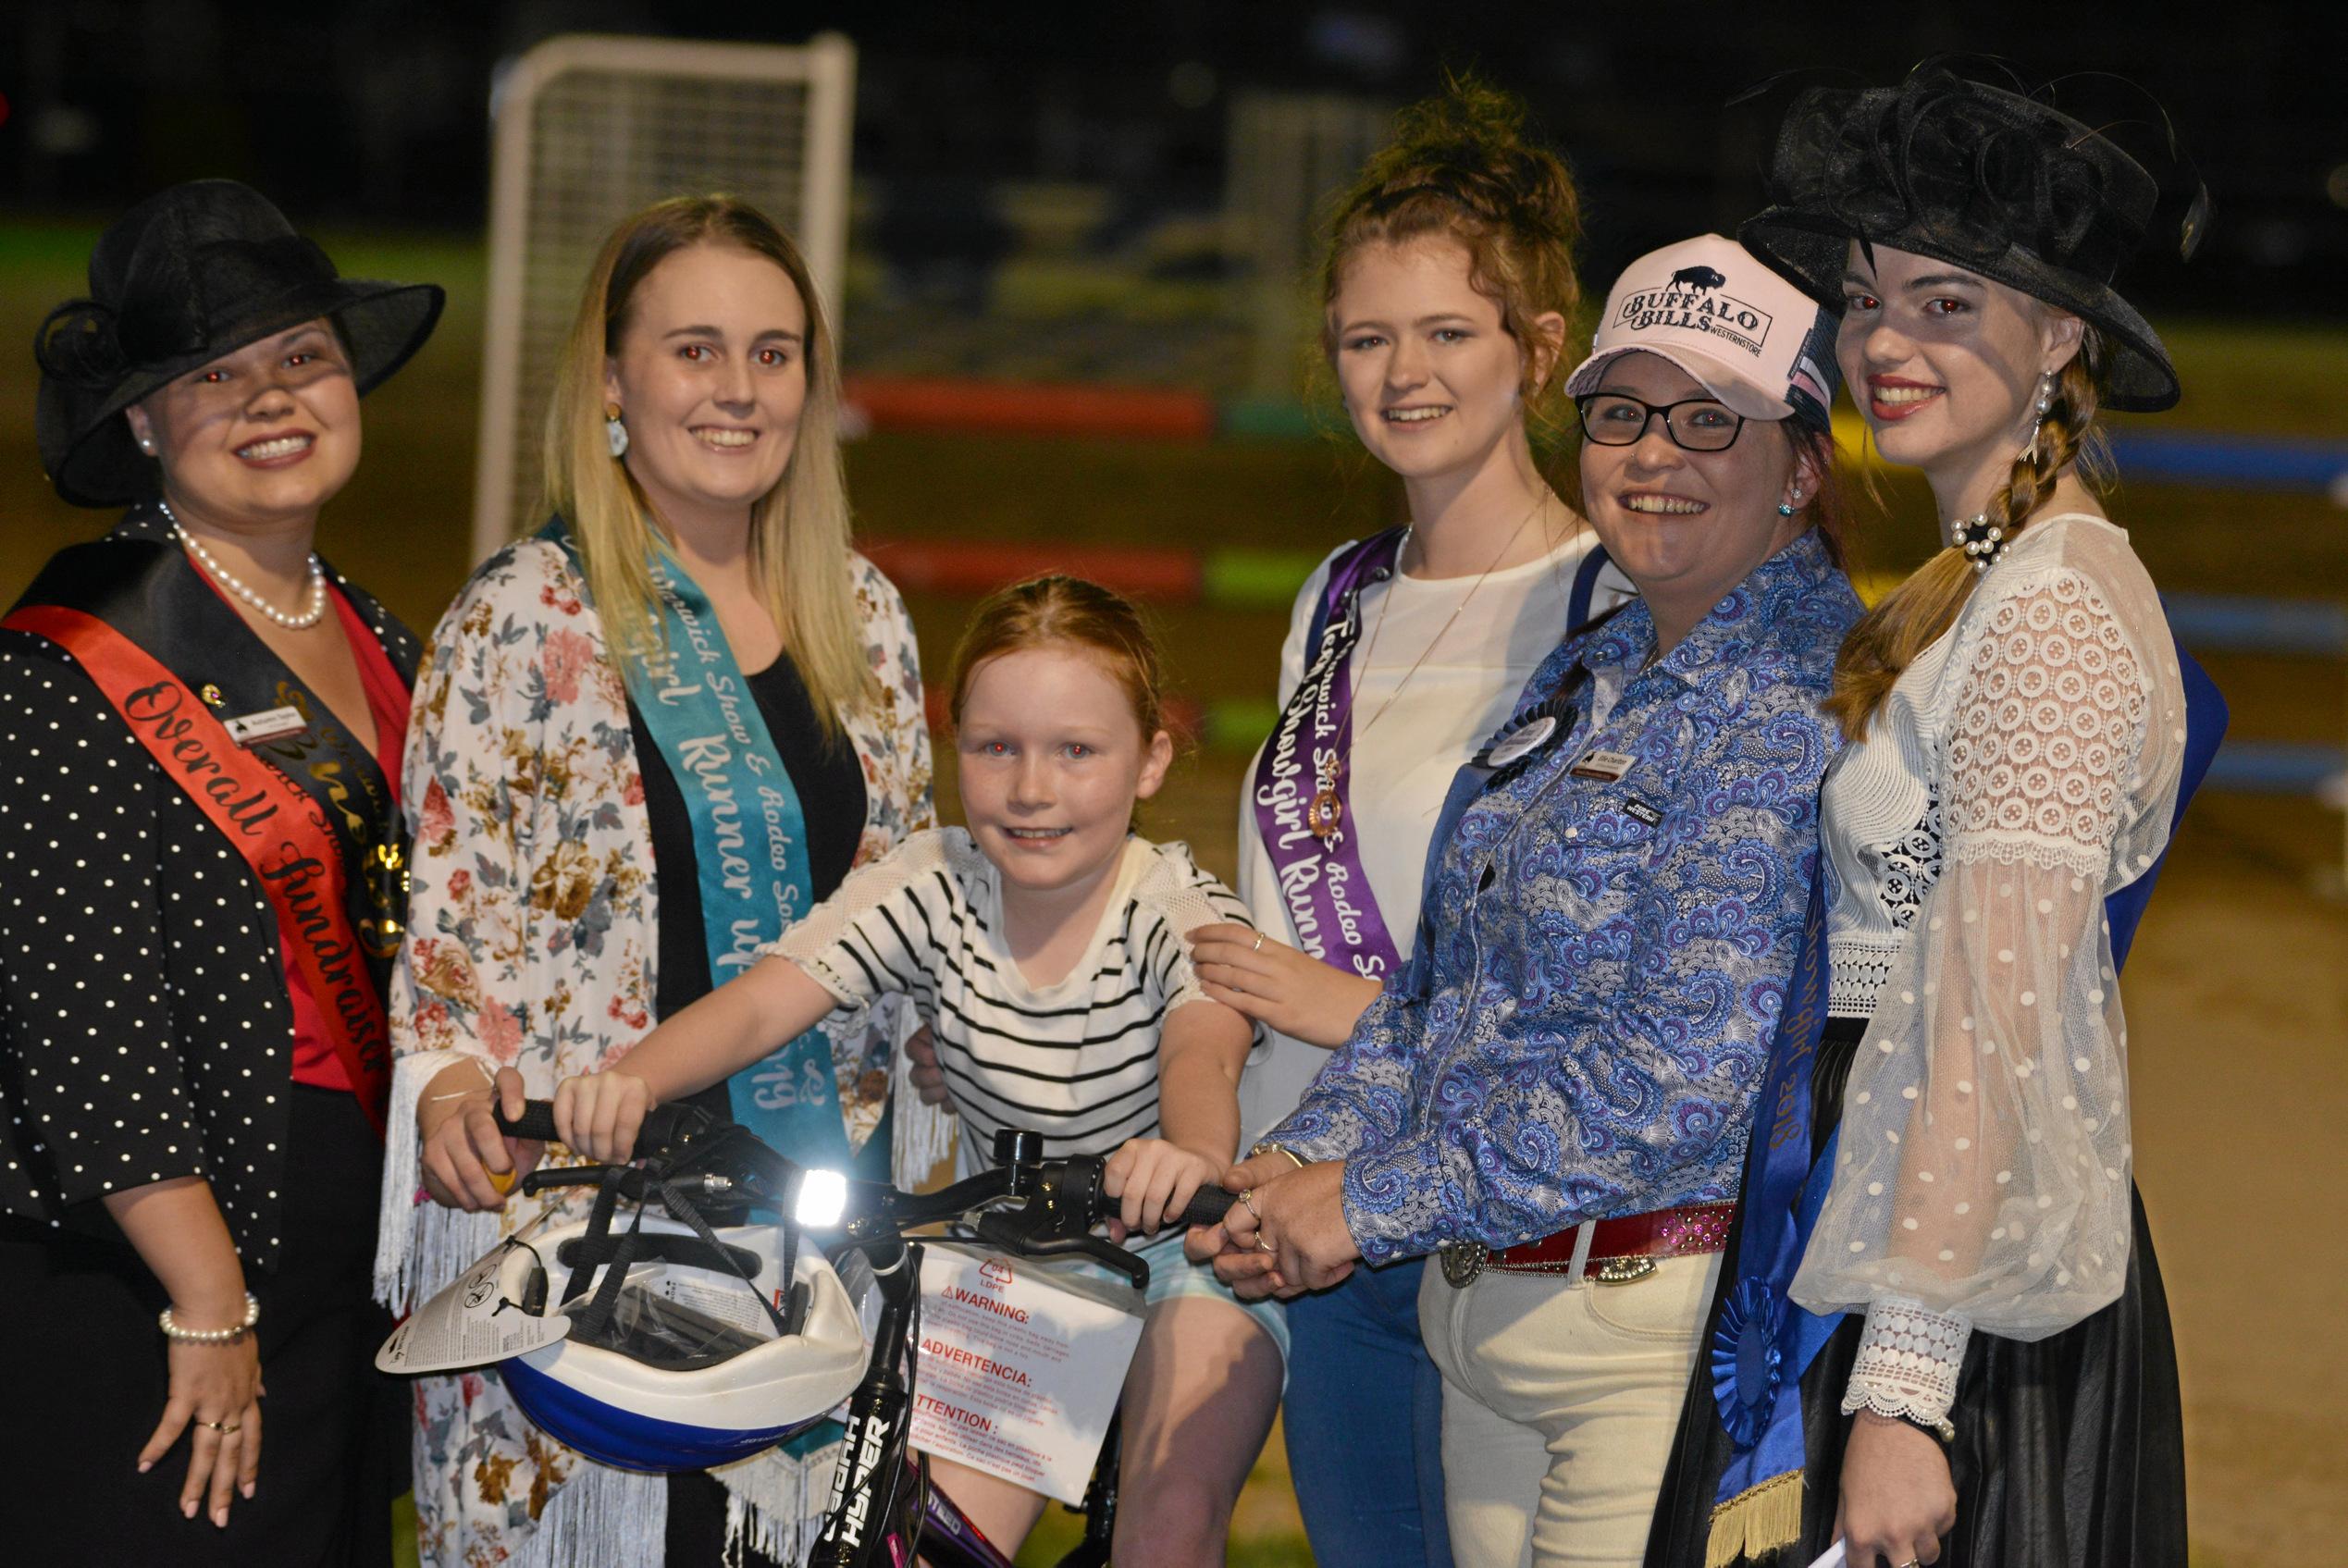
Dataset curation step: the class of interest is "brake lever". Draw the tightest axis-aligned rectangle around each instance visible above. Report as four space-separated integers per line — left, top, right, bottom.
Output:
520 1166 621 1197
972 1213 1152 1291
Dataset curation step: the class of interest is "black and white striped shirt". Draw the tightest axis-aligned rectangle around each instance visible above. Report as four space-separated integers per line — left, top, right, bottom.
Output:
771 828 1254 1170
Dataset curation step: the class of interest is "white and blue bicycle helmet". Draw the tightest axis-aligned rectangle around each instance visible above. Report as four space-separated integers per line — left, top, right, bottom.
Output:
442 1209 870 1473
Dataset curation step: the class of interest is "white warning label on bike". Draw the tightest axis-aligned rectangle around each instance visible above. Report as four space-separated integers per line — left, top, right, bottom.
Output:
376 1221 574 1375
908 1242 1144 1505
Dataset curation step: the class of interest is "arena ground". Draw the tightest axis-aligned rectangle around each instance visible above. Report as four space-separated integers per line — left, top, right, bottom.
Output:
1 227 2339 1565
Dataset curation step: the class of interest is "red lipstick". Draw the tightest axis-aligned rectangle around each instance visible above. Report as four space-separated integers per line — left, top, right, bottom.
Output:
1864 376 1944 424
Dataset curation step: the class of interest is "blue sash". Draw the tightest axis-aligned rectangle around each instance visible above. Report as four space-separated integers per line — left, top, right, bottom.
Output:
1703 869 1845 1554
542 522 851 1168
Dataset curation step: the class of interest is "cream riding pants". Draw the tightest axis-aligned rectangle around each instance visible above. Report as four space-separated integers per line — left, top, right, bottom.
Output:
1418 1246 1721 1568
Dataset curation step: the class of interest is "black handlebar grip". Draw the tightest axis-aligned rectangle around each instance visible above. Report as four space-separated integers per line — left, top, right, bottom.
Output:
1176 1185 1238 1228
493 1099 562 1143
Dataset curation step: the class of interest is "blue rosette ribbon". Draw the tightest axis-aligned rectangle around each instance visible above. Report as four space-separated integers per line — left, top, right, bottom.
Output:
1712 1277 1786 1450
1705 870 1847 1562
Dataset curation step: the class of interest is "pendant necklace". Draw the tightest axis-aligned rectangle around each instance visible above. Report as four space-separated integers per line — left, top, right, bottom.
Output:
1309 490 1555 840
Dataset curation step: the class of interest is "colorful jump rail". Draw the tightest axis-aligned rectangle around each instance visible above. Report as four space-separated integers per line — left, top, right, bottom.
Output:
851 376 2348 804
843 377 2348 501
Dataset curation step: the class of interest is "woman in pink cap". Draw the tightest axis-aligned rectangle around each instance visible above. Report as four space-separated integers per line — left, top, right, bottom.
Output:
1199 231 1861 1567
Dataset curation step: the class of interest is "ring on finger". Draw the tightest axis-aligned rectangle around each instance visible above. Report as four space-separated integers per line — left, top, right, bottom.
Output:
1239 1188 1262 1223
1254 1235 1277 1253
197 1418 241 1435
1252 932 1265 953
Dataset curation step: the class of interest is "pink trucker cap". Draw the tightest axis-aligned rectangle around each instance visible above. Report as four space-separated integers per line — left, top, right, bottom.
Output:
1563 234 1839 431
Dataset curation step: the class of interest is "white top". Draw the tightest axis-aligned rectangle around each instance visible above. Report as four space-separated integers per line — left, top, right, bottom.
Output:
1234 527 1630 1148
1791 514 2187 1422
771 828 1253 1176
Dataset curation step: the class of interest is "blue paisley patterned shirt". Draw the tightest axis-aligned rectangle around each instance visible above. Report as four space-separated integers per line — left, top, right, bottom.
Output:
1271 531 1860 1264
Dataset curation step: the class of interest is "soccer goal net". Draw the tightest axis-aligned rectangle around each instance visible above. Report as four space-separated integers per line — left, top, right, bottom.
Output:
471 32 857 560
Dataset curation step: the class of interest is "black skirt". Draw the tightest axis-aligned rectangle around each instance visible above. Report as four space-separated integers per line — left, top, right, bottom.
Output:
1643 1019 2188 1568
0 1085 403 1567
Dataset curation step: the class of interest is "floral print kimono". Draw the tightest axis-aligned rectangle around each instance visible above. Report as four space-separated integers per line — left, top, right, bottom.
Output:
373 536 945 1567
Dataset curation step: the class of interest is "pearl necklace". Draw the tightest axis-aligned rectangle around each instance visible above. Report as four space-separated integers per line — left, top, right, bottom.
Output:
160 500 328 629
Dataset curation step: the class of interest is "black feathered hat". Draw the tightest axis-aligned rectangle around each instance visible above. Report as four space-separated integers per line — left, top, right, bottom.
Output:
1739 69 2196 412
34 179 445 507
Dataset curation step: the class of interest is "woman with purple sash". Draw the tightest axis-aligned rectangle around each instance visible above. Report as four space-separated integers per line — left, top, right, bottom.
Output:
1180 83 1625 1566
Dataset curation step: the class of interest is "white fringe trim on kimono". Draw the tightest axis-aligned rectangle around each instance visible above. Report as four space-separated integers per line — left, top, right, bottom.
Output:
376 1039 954 1566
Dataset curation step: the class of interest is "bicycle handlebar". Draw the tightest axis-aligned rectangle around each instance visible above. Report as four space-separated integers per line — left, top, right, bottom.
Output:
494 1098 706 1154
1175 1184 1237 1228
491 1098 561 1143
489 1098 1220 1288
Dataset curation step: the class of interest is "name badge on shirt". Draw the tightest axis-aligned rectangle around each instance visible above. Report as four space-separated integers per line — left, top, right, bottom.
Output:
1484 714 1558 770
224 705 308 747
1569 747 1636 782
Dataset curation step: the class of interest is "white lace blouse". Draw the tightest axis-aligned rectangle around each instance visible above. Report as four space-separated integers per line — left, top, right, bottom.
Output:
1790 514 2186 1426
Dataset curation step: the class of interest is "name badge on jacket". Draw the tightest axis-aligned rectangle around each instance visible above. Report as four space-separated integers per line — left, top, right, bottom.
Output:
225 705 308 747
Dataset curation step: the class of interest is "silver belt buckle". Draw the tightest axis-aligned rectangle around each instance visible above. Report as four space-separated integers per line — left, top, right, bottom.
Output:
1590 1254 1658 1286
1440 1241 1488 1288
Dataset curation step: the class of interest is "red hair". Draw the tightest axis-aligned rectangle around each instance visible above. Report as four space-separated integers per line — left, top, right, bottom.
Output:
949 575 1168 740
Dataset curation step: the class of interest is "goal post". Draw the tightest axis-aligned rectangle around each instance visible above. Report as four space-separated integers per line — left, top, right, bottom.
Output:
470 31 857 561
1224 91 1394 401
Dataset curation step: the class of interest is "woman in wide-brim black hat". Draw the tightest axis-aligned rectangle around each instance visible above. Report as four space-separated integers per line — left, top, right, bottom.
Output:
1642 68 2220 1568
0 178 441 1564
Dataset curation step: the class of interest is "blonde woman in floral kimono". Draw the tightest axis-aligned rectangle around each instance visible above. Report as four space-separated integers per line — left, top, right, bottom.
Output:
374 196 945 1568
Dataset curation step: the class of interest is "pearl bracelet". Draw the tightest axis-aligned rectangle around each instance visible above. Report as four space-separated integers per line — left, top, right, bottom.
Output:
160 1291 260 1344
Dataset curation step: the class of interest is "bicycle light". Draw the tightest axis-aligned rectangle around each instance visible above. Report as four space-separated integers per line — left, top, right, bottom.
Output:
794 1167 849 1229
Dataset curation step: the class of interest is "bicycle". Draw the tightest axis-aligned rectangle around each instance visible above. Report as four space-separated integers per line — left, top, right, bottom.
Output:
489 1098 1237 1568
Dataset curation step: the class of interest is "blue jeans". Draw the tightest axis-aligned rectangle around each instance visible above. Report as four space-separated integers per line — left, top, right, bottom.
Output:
1281 1255 1454 1568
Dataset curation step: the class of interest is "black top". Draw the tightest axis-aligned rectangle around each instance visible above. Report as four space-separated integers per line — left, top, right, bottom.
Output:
629 651 866 1122
0 510 418 1269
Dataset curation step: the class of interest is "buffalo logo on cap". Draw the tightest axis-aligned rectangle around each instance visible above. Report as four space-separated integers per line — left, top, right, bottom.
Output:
1613 265 1774 360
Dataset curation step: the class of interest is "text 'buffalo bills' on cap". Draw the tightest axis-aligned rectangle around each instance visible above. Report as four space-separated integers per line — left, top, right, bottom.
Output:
1563 234 1838 431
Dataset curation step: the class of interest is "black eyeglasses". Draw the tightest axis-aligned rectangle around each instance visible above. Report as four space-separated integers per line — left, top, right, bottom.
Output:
1575 392 1749 452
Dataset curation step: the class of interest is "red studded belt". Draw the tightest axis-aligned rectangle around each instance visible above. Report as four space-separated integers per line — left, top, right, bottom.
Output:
1439 1202 1736 1287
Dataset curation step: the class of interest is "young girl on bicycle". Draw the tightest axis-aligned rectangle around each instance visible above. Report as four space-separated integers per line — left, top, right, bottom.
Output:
553 574 1287 1566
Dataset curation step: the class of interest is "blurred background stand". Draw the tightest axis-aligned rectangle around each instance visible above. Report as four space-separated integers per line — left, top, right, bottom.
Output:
1223 91 1390 401
472 31 856 558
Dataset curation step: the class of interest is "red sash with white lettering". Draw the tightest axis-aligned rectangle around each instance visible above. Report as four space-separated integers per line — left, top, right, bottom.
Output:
1 604 392 1130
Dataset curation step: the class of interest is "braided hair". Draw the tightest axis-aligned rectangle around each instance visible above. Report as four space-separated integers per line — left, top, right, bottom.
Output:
1318 77 1585 442
1823 345 2105 741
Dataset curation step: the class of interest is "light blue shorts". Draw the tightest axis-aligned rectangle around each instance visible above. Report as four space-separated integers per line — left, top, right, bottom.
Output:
1068 1228 1291 1374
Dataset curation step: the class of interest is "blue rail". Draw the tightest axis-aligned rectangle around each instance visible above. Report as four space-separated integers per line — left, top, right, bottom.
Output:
2110 430 2348 497
2159 593 2346 801
2163 593 2348 657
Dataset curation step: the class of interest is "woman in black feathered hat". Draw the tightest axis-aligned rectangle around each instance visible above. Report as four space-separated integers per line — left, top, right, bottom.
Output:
1642 68 2223 1568
0 179 441 1563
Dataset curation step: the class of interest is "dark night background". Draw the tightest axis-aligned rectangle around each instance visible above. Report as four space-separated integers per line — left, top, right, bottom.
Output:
3 8 2344 1564
7 1 2345 321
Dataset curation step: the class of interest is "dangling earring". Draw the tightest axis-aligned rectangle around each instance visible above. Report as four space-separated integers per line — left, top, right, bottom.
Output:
1777 493 1800 516
2020 372 2056 467
605 401 629 459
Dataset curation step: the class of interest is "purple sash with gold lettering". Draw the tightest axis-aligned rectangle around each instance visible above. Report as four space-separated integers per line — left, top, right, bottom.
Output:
1250 529 1407 982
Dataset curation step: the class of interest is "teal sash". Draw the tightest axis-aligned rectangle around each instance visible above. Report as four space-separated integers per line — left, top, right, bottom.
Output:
543 521 851 1168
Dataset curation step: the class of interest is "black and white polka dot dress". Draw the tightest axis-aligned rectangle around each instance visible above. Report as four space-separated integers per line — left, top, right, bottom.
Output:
0 510 420 1563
